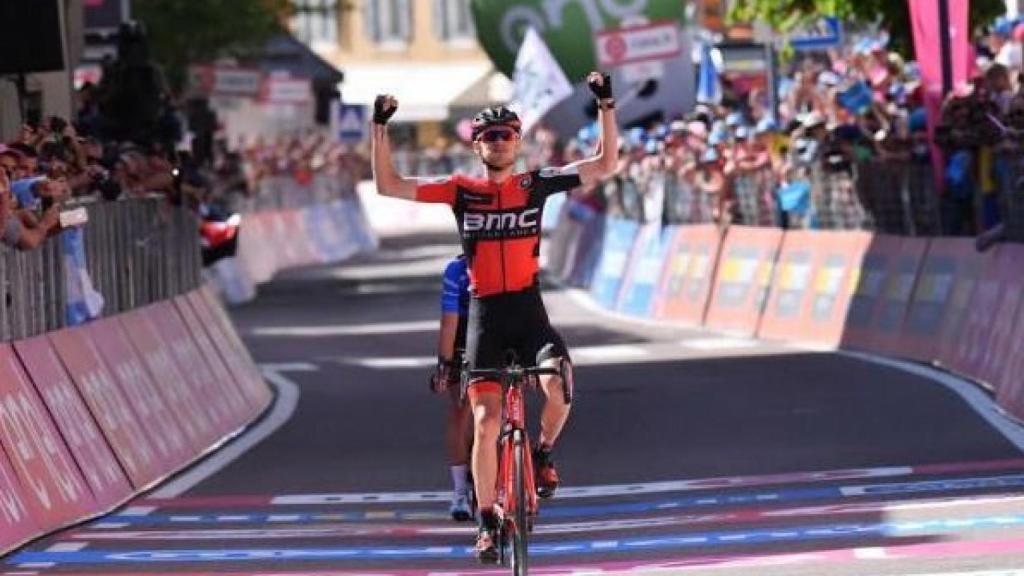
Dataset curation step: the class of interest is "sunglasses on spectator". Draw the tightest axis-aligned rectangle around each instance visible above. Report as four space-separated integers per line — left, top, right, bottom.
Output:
478 128 519 143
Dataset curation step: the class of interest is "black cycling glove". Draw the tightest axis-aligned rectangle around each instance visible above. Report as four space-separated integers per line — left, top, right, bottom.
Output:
373 95 398 125
587 73 613 100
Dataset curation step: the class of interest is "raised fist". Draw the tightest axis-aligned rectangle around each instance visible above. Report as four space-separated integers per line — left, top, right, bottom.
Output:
587 72 613 100
373 94 398 125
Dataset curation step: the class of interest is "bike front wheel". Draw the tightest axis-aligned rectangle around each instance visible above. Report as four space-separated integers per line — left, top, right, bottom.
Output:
511 429 529 575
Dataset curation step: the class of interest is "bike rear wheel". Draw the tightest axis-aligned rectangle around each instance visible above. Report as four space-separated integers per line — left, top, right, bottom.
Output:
511 430 529 575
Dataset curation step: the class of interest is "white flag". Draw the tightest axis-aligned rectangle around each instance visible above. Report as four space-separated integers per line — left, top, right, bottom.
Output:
510 28 573 134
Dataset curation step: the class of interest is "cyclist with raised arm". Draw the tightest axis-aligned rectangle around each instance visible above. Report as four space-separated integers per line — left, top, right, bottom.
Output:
429 254 474 521
371 71 619 562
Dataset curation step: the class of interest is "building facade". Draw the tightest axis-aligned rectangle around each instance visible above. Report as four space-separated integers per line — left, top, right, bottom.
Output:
290 0 508 146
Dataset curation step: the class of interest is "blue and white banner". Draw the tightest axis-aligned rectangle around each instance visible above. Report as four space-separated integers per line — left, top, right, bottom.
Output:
62 228 104 325
617 224 675 317
590 218 640 308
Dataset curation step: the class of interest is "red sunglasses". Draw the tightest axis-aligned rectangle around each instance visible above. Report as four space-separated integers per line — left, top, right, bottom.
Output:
477 128 519 143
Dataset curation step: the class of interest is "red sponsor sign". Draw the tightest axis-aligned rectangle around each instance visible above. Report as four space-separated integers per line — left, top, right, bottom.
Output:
149 302 238 439
119 307 220 448
0 345 94 528
87 318 197 469
595 21 683 67
652 225 722 325
195 288 273 411
173 296 255 426
704 226 783 336
13 337 132 511
49 327 163 489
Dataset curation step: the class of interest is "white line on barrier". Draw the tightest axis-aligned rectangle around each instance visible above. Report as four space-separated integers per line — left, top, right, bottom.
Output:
148 365 306 498
839 351 1024 454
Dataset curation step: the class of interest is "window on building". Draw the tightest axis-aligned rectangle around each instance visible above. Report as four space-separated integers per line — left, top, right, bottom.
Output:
365 0 412 46
434 0 474 42
291 0 339 48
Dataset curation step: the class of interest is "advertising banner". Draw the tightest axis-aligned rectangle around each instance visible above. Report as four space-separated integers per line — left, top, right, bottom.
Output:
899 238 971 362
0 345 94 528
652 224 721 325
617 224 676 317
13 337 132 510
590 218 641 309
704 226 783 335
49 327 163 489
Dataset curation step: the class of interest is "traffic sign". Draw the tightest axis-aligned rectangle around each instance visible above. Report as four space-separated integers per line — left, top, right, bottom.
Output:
595 21 683 68
337 104 367 144
790 17 843 52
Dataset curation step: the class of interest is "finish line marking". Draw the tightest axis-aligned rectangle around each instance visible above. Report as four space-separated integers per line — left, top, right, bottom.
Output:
16 514 1024 564
115 473 1024 526
143 456 1024 506
70 495 1024 541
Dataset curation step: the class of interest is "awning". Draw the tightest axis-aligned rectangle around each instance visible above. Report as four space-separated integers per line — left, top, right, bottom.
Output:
339 62 493 122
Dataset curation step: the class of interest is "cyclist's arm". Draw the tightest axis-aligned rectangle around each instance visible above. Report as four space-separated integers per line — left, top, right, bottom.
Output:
569 99 619 189
370 123 418 200
437 312 460 361
371 123 457 203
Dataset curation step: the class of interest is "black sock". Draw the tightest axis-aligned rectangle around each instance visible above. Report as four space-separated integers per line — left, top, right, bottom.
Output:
479 509 498 530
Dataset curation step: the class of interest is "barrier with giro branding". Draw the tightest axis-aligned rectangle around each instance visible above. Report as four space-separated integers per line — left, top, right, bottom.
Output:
49 327 165 489
944 244 1023 389
119 307 220 448
934 244 989 376
652 225 721 325
704 226 783 336
0 345 94 529
0 444 38 555
590 218 641 309
616 224 676 317
86 317 195 468
195 287 274 411
173 294 258 424
994 249 1024 419
841 236 928 356
13 337 132 511
897 238 973 362
148 302 246 438
758 231 870 346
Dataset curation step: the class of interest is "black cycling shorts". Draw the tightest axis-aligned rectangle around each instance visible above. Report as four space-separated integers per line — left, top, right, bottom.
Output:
465 287 570 384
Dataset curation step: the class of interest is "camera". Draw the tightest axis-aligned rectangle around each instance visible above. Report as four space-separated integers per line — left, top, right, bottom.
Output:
91 167 122 201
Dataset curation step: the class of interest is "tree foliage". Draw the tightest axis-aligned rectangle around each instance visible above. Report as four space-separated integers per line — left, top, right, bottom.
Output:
131 0 293 93
730 0 1006 56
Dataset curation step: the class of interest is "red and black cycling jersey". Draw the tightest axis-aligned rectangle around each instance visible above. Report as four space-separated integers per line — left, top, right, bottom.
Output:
416 167 582 297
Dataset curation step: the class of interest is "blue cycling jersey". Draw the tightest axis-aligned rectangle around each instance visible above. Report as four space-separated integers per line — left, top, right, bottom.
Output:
441 255 470 315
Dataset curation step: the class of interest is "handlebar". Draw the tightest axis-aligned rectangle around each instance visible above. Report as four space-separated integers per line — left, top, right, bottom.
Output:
467 366 560 381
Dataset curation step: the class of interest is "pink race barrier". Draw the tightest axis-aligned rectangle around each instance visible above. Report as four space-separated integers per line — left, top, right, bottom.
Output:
13 337 133 511
0 345 95 529
49 327 165 489
86 318 196 470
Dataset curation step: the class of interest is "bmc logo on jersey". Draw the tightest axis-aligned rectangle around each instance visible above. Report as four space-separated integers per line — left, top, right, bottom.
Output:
463 207 540 238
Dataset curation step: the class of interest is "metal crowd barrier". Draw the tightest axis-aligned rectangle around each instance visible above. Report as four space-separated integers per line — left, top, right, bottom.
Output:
1 196 201 342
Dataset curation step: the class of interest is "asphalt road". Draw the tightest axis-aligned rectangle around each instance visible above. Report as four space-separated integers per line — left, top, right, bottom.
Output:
7 233 1024 575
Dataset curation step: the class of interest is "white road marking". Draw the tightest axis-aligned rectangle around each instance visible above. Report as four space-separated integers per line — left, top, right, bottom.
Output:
14 564 52 570
89 522 128 529
840 351 1024 454
119 506 156 517
573 345 649 359
45 542 87 552
680 337 759 351
149 365 306 498
251 320 438 337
